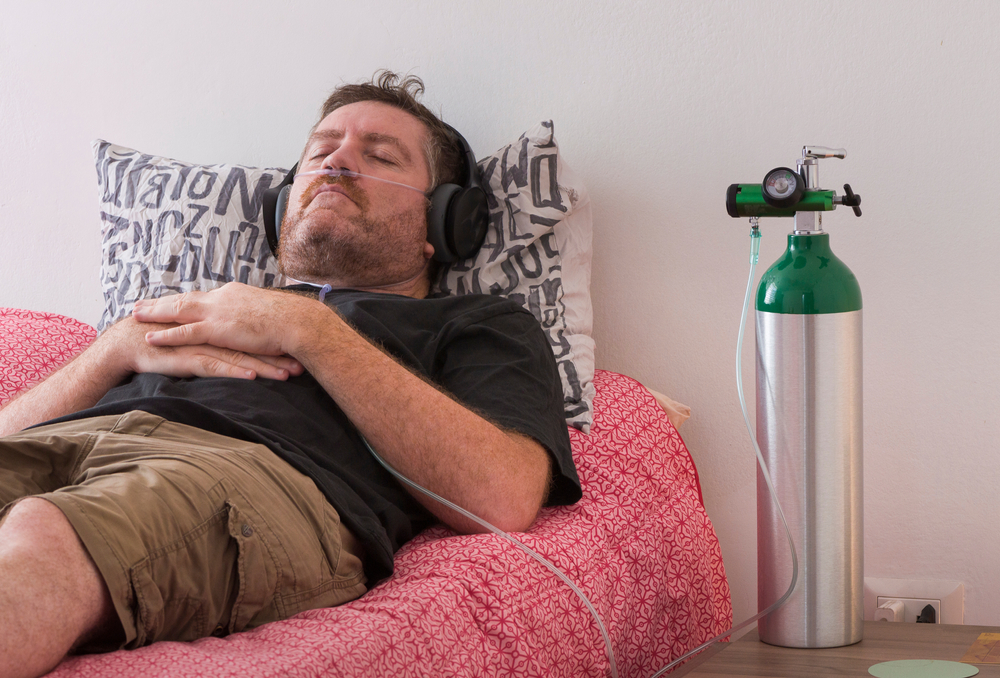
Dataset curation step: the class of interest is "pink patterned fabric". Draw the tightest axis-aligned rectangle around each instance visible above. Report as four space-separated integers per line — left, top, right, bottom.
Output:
0 312 731 677
0 308 97 407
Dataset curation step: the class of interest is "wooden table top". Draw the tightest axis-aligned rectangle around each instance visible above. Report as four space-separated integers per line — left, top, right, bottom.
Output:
671 622 1000 677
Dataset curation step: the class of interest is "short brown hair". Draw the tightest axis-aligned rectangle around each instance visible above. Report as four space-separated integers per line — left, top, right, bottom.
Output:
311 71 463 191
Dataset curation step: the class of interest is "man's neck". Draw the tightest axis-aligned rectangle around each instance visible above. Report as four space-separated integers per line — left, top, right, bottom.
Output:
355 275 430 299
286 271 430 299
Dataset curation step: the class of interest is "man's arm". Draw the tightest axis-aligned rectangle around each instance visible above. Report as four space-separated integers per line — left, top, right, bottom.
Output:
0 333 126 437
0 316 302 437
134 283 553 534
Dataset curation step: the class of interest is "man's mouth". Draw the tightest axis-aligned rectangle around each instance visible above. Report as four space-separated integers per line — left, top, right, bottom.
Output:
302 177 366 210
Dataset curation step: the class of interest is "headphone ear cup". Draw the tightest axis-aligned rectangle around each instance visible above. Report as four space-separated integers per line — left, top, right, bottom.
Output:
275 185 291 241
428 183 461 262
429 124 490 264
265 184 291 255
264 165 296 255
447 186 489 260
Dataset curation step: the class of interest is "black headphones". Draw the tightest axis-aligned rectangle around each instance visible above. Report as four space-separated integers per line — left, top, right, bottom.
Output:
262 123 488 263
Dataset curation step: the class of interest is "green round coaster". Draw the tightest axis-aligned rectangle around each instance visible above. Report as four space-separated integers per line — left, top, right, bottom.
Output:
869 660 979 678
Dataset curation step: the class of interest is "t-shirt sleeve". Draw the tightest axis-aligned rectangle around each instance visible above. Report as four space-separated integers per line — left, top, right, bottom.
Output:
435 306 581 507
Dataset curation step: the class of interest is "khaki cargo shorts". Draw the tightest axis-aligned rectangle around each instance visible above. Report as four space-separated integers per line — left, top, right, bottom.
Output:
0 411 367 649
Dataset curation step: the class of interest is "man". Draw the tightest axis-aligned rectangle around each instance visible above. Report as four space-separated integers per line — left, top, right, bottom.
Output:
0 71 579 678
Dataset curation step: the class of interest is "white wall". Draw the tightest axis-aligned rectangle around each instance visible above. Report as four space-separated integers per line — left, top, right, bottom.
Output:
2 0 998 632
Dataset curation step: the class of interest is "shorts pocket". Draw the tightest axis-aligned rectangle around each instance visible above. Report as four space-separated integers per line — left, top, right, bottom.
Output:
128 511 229 646
273 501 367 614
224 495 283 633
128 482 285 644
129 557 209 645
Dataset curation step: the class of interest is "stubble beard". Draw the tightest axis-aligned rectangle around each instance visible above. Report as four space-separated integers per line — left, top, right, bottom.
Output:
277 189 429 288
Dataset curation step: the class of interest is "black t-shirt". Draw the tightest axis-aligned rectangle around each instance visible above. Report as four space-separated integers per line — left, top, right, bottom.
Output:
49 288 580 582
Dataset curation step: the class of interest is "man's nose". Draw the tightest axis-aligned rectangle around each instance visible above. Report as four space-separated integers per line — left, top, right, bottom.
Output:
320 143 360 174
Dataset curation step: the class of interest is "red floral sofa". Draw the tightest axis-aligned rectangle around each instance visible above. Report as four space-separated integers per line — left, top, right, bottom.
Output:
0 308 731 678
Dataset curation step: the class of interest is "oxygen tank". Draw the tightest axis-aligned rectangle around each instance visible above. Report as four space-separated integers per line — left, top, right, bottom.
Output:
729 147 864 648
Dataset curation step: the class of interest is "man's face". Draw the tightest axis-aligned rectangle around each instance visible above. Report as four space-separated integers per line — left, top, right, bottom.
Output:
277 101 435 287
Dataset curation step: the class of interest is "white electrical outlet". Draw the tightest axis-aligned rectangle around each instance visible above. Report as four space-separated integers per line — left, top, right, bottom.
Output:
874 599 904 622
876 596 941 623
864 578 964 624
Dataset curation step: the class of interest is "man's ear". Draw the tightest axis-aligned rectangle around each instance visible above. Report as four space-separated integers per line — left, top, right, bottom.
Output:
423 242 435 260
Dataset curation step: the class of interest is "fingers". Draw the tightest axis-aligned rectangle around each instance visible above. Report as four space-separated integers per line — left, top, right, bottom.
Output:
132 284 294 358
132 345 298 382
132 295 219 349
185 348 296 381
250 354 305 377
142 321 213 348
191 353 260 380
132 293 206 325
220 351 297 381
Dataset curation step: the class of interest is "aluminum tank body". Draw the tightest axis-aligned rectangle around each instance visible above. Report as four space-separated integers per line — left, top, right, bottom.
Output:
755 232 863 648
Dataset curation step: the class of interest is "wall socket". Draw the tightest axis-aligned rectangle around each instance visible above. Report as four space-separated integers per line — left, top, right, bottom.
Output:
864 578 964 624
876 596 940 623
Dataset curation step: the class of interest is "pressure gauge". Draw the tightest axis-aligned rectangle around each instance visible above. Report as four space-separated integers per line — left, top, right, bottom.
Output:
761 167 805 208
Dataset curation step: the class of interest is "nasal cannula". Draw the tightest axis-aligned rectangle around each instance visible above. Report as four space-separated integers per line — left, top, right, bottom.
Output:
294 168 427 194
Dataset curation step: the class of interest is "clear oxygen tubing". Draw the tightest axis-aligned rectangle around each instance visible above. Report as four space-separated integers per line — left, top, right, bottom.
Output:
359 436 621 678
646 221 800 678
357 221 798 678
294 168 427 194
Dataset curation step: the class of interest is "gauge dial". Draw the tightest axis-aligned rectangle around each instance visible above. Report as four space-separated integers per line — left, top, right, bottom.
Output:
761 167 805 208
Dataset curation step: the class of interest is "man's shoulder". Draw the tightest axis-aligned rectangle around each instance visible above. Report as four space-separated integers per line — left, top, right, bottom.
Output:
421 292 540 328
328 289 532 322
425 291 526 311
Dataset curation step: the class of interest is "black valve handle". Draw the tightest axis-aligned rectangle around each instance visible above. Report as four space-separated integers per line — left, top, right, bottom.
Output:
842 184 862 217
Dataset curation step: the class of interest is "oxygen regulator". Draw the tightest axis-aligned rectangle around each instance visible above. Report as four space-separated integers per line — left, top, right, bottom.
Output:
726 146 862 228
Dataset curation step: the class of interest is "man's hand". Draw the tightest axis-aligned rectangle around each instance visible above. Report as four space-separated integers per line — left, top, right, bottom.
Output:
0 310 302 437
132 283 304 358
112 314 302 381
